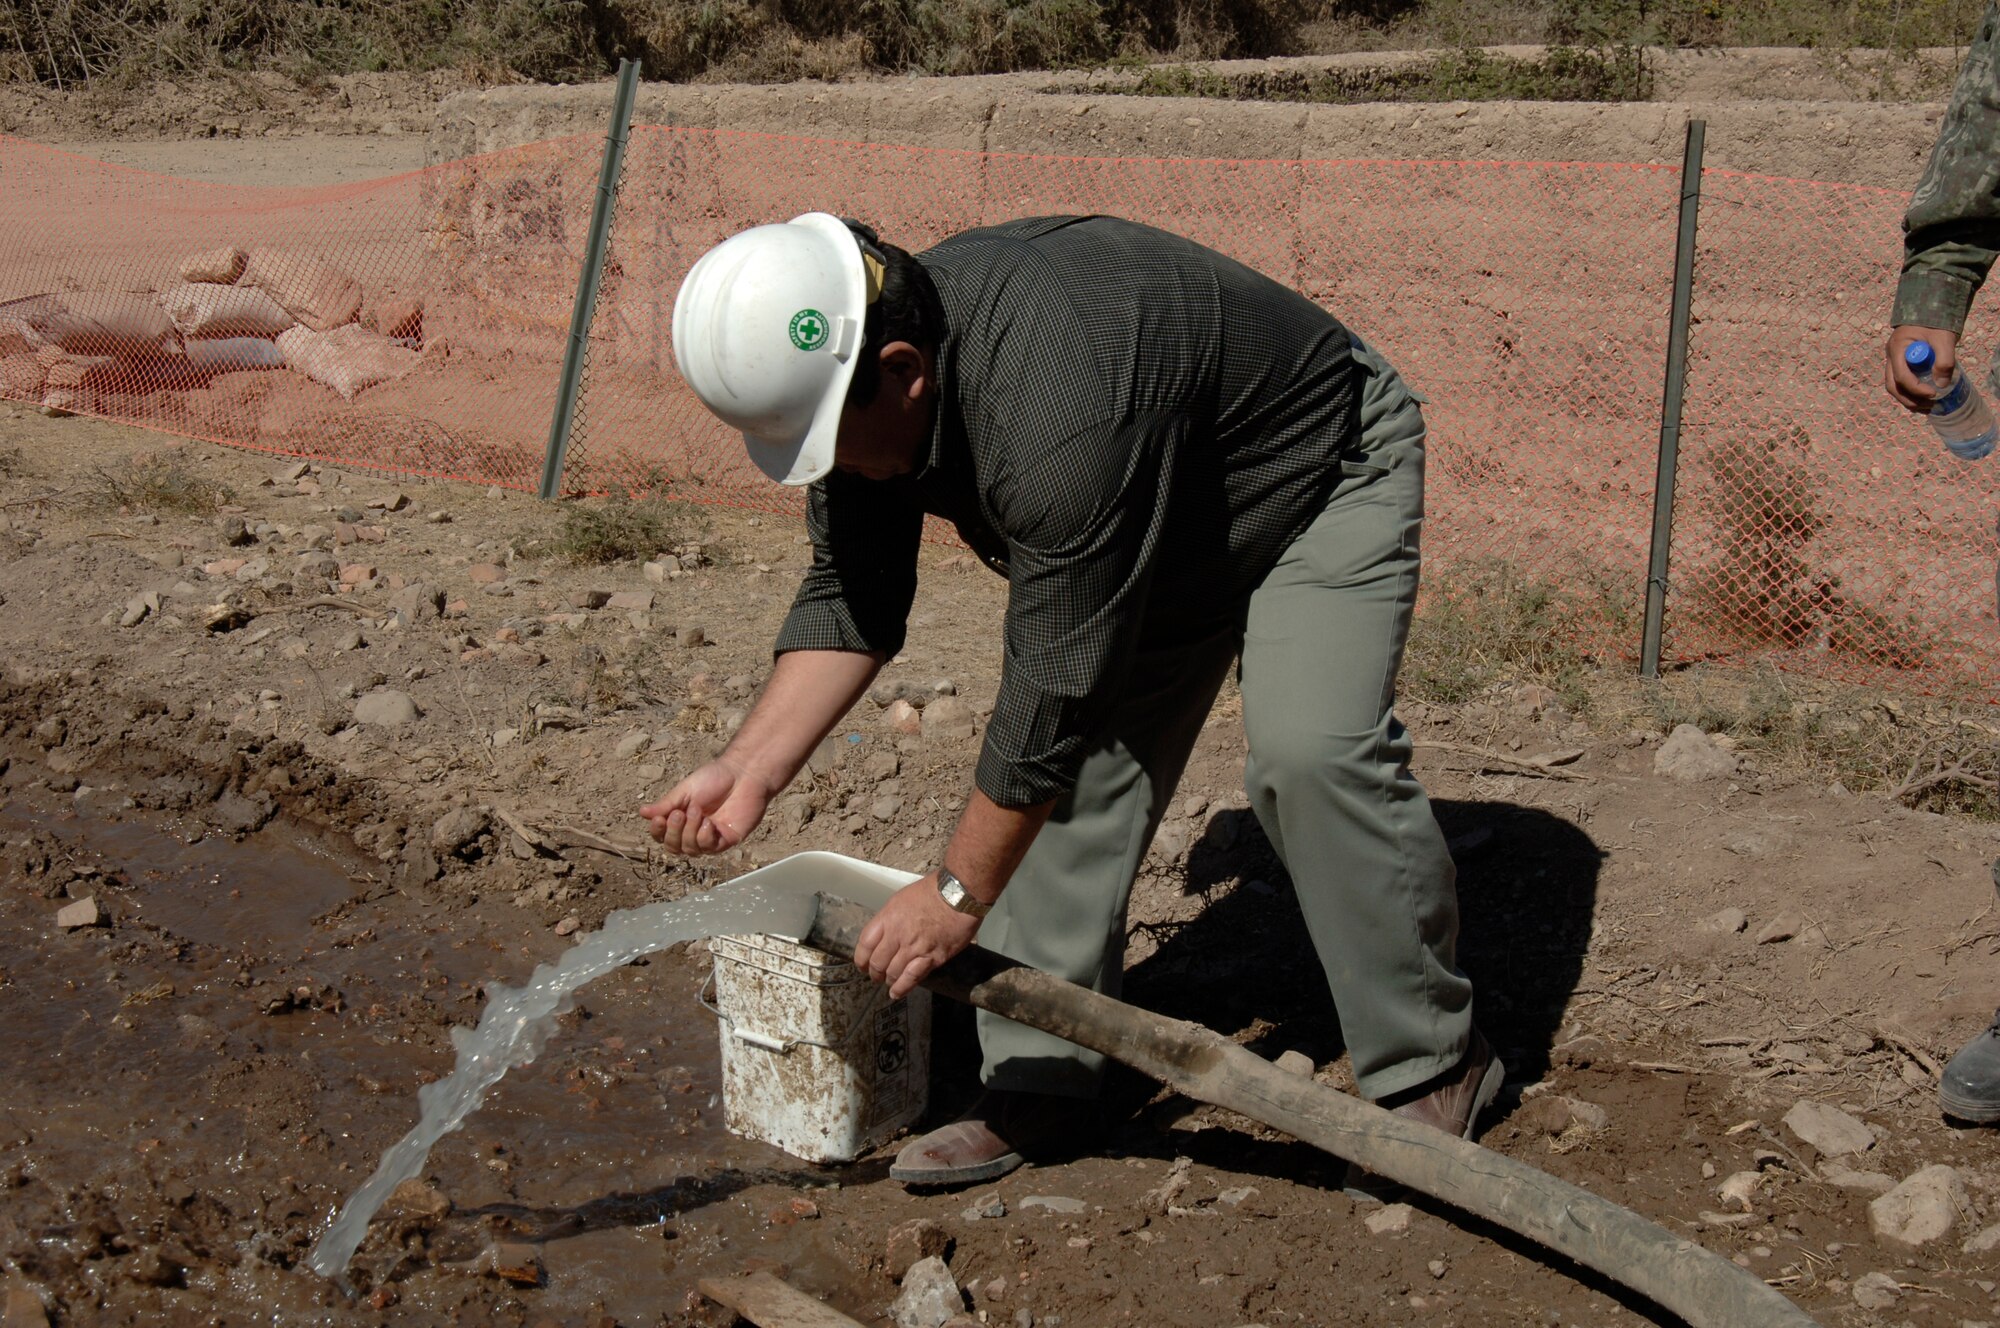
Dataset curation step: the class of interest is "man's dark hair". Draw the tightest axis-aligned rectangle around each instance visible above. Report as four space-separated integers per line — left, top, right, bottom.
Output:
842 219 946 410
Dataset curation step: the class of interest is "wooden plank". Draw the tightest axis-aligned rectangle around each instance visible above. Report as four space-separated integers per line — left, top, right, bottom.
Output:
697 1272 870 1328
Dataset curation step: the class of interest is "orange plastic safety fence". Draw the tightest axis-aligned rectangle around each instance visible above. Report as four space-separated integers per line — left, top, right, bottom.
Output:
0 133 603 488
2 126 1991 700
565 126 1683 667
1669 170 2000 700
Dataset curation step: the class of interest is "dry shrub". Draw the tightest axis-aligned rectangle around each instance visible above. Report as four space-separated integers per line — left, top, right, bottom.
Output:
0 0 1313 88
88 447 234 514
550 494 689 564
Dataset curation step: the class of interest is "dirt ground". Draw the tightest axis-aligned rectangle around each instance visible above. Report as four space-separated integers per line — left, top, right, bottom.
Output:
0 66 1997 1327
4 381 2000 1328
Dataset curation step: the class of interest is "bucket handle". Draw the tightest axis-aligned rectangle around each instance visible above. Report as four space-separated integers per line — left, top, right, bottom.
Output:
698 970 889 1056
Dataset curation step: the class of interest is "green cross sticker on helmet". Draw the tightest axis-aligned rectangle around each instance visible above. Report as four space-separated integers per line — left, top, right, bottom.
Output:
672 212 873 487
789 308 829 351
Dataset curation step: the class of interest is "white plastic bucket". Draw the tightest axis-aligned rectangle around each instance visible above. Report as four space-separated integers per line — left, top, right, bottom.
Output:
703 852 930 1164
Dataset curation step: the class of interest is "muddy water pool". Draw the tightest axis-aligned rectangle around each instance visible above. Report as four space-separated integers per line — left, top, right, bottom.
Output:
0 788 872 1325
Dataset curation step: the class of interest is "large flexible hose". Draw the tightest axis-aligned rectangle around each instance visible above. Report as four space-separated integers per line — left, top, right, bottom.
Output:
808 894 1820 1328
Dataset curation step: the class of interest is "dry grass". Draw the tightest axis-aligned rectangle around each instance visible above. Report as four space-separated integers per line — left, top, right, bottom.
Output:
1406 560 1999 818
547 494 690 565
0 0 1311 88
8 0 1980 91
85 448 233 515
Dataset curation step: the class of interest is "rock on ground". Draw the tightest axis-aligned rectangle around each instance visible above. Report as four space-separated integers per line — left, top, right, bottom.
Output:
889 1256 965 1328
352 688 419 727
1364 1203 1414 1235
1699 906 1748 934
55 896 101 929
886 1217 952 1280
923 695 977 740
1652 724 1738 781
1868 1165 1970 1249
430 806 488 857
1822 1163 1896 1195
1851 1270 1901 1311
1783 1100 1874 1158
3 1282 50 1328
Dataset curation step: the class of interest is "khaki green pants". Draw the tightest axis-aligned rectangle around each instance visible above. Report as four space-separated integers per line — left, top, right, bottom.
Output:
976 338 1474 1102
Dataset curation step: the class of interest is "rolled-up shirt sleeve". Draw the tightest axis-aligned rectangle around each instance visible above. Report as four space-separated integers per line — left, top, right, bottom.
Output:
1895 1 2000 332
973 412 1186 807
775 469 924 660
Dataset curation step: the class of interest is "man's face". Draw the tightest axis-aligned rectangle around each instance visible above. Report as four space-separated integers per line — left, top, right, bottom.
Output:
833 341 933 482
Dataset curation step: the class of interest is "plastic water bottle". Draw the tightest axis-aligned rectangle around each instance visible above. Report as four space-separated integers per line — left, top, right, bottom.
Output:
1905 341 1998 460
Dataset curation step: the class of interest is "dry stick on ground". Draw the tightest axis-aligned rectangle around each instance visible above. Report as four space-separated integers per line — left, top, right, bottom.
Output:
1880 1027 1944 1082
698 1272 869 1327
202 595 374 631
1890 740 1999 804
808 895 1821 1328
1416 740 1587 781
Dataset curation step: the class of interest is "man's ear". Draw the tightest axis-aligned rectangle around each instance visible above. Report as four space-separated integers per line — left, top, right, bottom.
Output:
878 340 930 403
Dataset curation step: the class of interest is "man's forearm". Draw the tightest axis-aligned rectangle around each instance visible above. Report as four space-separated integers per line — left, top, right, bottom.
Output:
723 649 883 794
943 788 1057 905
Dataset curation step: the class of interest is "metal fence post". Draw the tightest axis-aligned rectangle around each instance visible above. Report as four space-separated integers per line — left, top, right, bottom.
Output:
1640 118 1706 678
539 57 642 500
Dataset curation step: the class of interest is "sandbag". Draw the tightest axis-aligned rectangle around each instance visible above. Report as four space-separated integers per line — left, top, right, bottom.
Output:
159 283 295 339
0 321 31 359
0 354 44 400
180 246 247 284
278 324 418 400
186 337 287 372
367 297 423 342
243 249 362 331
0 293 179 357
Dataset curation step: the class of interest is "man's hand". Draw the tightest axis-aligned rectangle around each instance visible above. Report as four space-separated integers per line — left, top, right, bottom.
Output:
1886 324 1958 411
640 758 772 855
853 875 982 999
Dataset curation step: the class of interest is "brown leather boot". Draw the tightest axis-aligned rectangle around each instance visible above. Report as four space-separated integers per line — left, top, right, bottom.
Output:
889 1088 1091 1187
1344 1030 1505 1204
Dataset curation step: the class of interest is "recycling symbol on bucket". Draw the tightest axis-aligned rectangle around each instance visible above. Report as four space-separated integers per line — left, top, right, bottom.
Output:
876 1030 908 1075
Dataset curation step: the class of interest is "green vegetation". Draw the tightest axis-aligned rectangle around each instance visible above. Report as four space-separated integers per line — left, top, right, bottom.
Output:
89 448 234 514
4 0 1984 91
1133 42 1649 102
549 493 688 563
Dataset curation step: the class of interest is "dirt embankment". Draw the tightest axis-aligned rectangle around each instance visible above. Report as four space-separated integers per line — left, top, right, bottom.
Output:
0 46 1963 190
6 393 2000 1325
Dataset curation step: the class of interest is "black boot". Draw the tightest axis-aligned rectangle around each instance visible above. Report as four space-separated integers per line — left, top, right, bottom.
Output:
1942 1008 2000 1123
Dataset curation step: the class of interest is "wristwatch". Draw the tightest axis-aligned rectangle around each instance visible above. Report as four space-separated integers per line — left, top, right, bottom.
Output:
935 866 991 919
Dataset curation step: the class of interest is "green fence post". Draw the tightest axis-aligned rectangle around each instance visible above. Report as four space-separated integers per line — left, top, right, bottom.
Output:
539 57 642 500
1640 118 1706 679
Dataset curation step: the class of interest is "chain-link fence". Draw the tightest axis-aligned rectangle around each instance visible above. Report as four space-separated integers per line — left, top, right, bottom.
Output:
561 128 1684 670
0 124 1992 699
1669 170 1999 694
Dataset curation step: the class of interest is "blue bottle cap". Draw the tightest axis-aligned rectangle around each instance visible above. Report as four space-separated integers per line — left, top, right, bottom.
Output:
1905 341 1937 373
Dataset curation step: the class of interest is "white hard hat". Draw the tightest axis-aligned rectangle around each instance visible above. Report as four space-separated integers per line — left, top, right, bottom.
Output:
672 211 879 486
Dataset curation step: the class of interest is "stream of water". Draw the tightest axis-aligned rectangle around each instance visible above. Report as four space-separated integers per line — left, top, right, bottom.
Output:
307 852 908 1281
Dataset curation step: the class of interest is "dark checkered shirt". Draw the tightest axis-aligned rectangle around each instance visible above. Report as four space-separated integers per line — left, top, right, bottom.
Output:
775 216 1363 807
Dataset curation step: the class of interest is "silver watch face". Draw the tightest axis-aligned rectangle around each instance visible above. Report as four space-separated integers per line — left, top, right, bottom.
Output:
938 873 985 915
